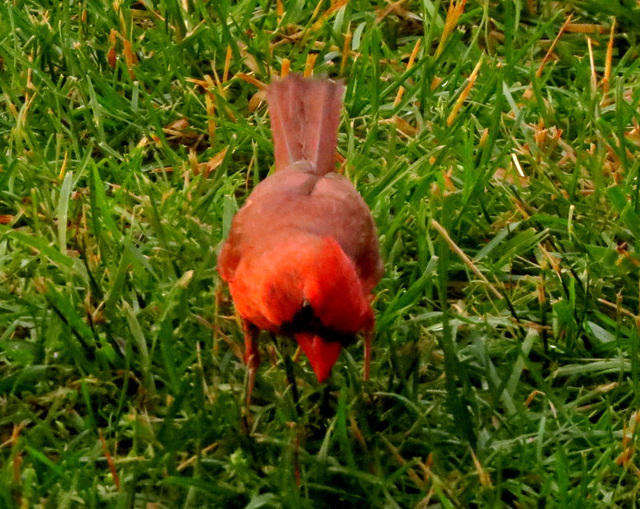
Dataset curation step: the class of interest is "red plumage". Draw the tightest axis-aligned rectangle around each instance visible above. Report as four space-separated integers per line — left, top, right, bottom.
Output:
217 75 382 401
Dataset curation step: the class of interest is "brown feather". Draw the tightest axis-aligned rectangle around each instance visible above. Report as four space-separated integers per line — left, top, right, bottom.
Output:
267 74 344 175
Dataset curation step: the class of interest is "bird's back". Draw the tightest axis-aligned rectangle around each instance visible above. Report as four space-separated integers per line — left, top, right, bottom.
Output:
219 167 382 294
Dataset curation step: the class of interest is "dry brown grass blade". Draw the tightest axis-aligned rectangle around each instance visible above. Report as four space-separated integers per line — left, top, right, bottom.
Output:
393 38 421 107
447 56 482 126
99 429 121 491
235 73 267 89
310 0 324 21
587 37 597 92
470 448 493 487
376 0 408 23
58 150 69 180
601 19 616 95
107 29 117 68
537 14 573 78
206 94 216 147
597 296 635 318
311 0 348 30
431 219 503 299
223 44 232 83
566 23 607 34
435 0 468 59
340 31 352 75
615 411 640 470
281 57 290 78
304 53 317 77
202 147 229 177
177 442 218 472
381 435 427 491
122 39 138 80
349 415 367 449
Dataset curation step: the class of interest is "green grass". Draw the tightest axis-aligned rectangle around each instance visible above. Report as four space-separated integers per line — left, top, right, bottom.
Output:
2 0 640 506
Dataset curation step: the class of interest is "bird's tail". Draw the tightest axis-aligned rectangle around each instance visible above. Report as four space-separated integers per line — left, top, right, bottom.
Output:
267 74 344 175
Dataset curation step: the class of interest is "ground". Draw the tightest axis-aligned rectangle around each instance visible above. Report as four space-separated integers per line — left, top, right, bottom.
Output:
1 0 640 507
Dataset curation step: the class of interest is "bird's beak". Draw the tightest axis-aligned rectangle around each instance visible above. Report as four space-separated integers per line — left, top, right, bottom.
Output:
295 333 342 382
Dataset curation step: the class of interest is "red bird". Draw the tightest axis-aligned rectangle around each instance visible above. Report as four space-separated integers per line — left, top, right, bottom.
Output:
217 75 382 401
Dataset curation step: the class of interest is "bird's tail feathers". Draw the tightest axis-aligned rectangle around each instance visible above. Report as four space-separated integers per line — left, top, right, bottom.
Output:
267 74 344 175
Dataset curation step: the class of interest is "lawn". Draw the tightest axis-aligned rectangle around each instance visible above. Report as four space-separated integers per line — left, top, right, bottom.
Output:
1 0 640 507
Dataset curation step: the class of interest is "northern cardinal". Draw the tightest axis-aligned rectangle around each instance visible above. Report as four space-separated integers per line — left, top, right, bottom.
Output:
217 75 382 401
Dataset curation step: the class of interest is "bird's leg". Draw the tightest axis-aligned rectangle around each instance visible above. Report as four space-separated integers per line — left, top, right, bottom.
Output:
243 322 260 407
363 328 373 381
273 334 301 417
283 350 301 417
